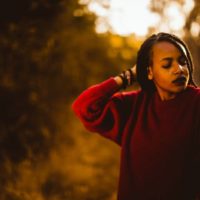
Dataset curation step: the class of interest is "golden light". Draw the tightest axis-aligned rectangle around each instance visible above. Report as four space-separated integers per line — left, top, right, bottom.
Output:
88 0 160 36
164 2 185 31
85 0 195 36
190 22 200 37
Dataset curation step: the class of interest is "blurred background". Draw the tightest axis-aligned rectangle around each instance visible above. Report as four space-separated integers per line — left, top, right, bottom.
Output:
0 0 200 199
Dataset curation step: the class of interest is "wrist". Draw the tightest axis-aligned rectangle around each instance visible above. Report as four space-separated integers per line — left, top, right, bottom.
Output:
114 76 123 86
117 68 136 89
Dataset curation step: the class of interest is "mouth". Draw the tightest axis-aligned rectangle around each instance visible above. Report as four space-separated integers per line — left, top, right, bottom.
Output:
172 76 187 85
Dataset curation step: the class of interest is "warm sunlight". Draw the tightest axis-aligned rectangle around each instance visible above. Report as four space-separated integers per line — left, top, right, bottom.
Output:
86 0 194 36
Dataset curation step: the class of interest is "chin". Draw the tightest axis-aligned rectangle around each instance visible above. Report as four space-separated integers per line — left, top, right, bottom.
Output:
173 84 188 93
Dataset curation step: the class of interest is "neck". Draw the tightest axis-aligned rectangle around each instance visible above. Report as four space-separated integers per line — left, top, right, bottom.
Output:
157 91 177 101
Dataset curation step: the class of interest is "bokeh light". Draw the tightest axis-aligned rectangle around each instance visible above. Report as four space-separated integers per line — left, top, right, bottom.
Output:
87 0 195 36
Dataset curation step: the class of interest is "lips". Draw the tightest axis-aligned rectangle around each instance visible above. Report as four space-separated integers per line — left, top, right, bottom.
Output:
172 76 187 84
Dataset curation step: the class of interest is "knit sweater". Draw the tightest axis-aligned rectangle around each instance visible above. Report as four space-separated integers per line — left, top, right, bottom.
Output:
72 78 200 200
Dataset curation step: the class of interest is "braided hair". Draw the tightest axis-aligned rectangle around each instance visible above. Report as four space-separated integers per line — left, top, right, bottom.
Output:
136 32 197 92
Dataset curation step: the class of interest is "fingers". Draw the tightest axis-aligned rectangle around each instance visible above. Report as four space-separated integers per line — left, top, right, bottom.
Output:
131 65 137 77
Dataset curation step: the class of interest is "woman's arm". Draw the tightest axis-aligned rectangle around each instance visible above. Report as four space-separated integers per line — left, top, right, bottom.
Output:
72 66 137 144
72 81 133 144
72 78 120 120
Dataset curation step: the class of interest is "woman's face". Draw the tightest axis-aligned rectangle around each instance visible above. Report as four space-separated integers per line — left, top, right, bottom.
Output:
148 41 189 101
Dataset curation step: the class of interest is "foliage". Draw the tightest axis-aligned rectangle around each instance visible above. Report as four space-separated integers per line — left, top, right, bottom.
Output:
0 0 139 199
184 0 200 85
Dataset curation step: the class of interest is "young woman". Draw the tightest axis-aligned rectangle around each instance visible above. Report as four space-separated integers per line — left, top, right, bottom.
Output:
72 32 200 200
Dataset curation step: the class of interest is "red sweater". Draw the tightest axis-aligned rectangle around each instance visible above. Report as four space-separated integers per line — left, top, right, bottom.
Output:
72 78 200 200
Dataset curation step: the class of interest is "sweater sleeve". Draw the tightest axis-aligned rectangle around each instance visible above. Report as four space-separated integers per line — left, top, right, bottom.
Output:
72 78 133 145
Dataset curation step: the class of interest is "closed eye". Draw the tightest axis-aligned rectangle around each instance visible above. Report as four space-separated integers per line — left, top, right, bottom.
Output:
161 57 173 69
162 60 172 69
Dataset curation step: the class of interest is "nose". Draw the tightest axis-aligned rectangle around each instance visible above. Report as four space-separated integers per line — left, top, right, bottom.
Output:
173 62 184 74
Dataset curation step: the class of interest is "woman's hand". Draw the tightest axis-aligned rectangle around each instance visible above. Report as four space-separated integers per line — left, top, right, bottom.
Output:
114 75 123 86
114 65 137 88
131 64 137 79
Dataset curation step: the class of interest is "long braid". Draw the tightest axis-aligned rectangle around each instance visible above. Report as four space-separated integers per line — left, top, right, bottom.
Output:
136 34 158 91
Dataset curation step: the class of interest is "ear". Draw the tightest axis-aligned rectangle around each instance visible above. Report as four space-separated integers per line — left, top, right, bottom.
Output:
147 66 153 80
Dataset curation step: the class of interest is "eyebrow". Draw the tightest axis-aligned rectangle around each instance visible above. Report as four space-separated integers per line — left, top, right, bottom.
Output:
160 57 172 62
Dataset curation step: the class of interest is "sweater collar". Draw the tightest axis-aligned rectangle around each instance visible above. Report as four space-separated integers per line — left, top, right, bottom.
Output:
153 85 194 106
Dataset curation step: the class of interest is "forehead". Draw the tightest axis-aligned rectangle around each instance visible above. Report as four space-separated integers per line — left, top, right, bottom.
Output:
152 41 183 59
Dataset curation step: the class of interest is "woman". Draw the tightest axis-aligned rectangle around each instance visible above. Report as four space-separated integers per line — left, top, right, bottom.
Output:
72 32 200 200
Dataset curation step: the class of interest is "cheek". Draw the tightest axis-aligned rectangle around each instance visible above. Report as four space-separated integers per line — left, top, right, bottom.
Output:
152 71 170 85
185 67 189 75
153 70 164 80
182 67 190 78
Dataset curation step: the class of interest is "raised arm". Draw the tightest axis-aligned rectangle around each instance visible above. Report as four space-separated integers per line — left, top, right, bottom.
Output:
72 76 136 145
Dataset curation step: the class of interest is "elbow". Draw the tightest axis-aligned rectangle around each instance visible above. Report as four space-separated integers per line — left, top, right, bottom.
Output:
72 98 81 117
